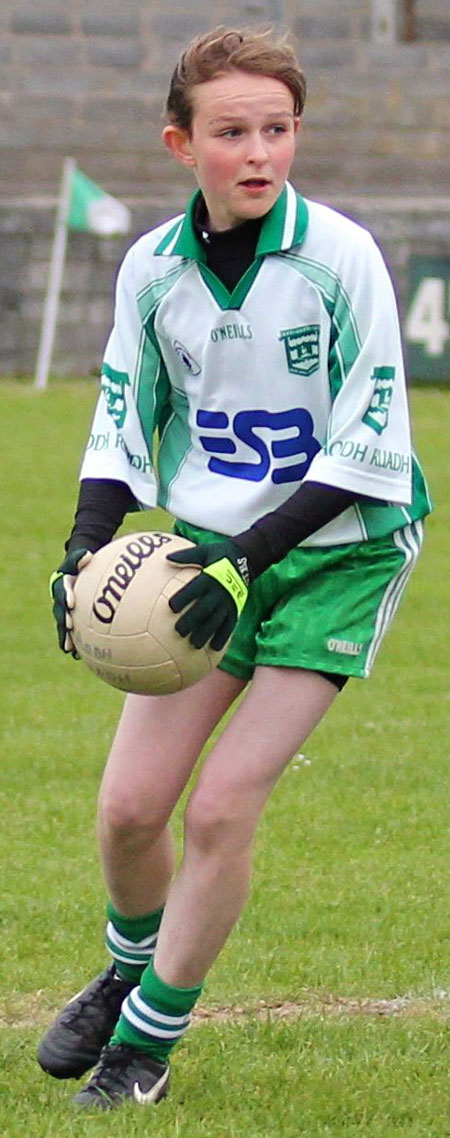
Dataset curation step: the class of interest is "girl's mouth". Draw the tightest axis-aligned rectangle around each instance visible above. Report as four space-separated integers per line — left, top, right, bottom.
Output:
240 178 270 190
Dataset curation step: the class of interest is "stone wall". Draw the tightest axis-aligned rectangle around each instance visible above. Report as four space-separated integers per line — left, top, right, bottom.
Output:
2 0 449 198
1 0 449 375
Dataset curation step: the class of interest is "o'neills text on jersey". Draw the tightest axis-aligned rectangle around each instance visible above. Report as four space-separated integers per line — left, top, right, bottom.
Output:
210 323 253 342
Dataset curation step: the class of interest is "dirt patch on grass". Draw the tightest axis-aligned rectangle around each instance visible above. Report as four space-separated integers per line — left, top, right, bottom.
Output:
3 990 450 1031
194 992 450 1024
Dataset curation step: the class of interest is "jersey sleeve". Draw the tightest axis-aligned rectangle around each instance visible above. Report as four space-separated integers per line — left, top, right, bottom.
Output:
303 233 413 504
79 245 166 509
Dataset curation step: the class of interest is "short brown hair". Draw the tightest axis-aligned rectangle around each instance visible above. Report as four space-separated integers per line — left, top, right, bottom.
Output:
165 26 306 132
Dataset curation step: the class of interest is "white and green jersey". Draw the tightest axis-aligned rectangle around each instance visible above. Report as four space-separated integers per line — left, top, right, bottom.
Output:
81 182 431 545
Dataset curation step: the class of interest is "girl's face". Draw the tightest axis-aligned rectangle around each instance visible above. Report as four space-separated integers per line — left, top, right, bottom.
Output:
163 70 299 231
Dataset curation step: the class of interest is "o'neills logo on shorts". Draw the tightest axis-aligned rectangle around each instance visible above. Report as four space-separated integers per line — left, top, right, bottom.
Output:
327 638 363 656
93 533 171 624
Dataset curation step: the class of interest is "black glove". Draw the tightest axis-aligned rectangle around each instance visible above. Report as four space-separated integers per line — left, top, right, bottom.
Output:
49 548 92 656
167 539 251 651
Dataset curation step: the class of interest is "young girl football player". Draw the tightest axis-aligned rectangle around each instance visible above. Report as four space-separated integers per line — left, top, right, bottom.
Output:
39 25 431 1110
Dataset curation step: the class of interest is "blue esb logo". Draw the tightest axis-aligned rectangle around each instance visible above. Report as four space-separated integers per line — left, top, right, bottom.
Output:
197 407 320 484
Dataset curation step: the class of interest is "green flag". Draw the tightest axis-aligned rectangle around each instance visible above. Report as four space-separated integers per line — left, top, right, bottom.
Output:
68 167 131 236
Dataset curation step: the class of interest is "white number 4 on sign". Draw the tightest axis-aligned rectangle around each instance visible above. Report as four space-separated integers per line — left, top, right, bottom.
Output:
405 276 450 358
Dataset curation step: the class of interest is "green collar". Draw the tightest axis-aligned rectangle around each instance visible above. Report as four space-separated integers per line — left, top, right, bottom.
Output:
154 182 309 260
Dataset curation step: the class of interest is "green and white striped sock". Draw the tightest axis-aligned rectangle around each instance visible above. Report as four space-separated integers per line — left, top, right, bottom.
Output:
105 901 164 983
110 960 203 1063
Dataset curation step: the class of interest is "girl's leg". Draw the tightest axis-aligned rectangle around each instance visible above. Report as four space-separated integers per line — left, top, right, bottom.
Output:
97 667 246 915
154 666 338 987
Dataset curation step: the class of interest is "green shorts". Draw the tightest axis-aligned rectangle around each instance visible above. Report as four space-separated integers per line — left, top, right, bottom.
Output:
175 519 424 682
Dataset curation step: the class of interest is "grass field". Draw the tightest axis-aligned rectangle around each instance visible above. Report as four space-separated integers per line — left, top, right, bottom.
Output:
1 380 450 1136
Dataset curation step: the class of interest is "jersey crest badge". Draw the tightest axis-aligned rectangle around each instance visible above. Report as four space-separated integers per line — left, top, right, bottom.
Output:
362 367 395 435
279 325 320 377
101 365 130 429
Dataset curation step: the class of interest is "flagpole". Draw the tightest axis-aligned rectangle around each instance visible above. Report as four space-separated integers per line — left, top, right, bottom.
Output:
34 156 76 390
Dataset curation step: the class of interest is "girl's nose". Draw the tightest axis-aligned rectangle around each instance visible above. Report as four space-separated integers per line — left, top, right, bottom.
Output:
246 132 268 162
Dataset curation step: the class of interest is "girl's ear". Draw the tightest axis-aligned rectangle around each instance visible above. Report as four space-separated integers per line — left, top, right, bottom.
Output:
162 125 196 167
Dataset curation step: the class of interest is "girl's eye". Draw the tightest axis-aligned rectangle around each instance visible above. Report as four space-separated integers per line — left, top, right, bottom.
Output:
217 123 289 139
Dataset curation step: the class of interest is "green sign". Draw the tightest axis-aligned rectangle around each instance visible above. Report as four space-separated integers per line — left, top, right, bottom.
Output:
405 256 450 382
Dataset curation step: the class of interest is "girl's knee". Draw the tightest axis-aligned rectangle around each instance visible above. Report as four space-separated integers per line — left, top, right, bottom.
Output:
98 781 169 843
184 777 258 854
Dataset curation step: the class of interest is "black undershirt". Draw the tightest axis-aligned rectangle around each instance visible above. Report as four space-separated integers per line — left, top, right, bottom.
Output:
194 197 262 292
65 199 368 687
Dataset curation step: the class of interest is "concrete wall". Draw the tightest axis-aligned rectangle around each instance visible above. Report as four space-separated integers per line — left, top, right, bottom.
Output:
1 0 449 375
